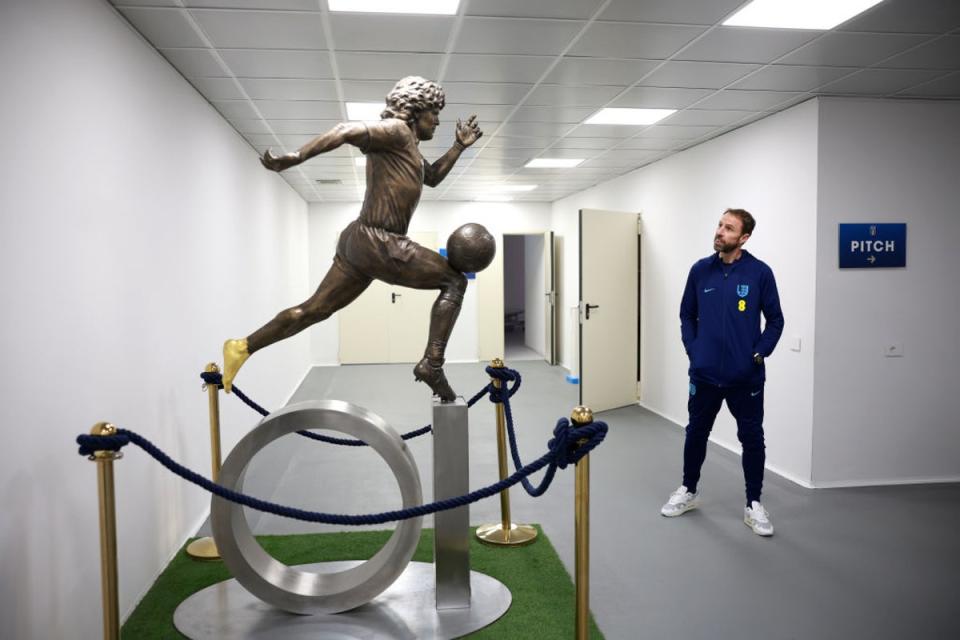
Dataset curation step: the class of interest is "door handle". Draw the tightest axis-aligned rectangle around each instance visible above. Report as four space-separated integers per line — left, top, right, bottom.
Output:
585 303 599 320
391 292 402 304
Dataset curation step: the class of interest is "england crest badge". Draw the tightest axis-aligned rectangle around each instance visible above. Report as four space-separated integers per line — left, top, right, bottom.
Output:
737 284 749 298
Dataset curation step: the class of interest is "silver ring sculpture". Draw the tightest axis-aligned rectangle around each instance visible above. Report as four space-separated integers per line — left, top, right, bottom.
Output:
211 400 424 614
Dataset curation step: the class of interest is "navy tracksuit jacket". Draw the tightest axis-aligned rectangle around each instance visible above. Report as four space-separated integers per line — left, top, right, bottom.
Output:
678 250 784 502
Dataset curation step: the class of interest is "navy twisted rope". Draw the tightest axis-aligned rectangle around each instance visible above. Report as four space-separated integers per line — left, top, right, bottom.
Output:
201 371 443 446
76 419 606 526
487 367 562 497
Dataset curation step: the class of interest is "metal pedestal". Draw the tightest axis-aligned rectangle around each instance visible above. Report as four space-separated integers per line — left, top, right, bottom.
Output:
173 561 511 640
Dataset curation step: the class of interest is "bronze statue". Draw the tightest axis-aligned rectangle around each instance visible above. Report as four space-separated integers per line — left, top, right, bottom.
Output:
223 76 484 402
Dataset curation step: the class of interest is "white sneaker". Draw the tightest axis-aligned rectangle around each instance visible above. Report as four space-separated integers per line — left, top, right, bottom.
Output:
661 485 699 517
744 501 774 536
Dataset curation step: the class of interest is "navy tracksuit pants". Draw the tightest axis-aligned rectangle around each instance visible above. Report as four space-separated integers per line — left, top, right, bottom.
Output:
683 380 766 505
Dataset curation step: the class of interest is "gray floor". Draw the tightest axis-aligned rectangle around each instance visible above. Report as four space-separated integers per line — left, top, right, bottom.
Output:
202 361 959 640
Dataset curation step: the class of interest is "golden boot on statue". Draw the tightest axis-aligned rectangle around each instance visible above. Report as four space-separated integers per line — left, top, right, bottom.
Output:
222 76 495 401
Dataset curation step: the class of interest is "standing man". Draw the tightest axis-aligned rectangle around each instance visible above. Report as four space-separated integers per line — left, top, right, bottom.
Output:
222 76 483 402
661 209 784 536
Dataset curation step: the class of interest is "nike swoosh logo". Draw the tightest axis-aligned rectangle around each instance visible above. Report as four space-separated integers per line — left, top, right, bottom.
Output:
703 288 716 293
751 390 761 397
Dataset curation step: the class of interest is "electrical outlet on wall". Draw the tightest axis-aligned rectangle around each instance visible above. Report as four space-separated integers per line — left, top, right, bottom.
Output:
884 343 903 358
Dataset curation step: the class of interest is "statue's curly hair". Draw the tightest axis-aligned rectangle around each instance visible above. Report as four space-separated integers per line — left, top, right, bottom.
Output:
381 76 446 121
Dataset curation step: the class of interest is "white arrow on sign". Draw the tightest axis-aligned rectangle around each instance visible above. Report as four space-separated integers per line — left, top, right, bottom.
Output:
867 255 876 264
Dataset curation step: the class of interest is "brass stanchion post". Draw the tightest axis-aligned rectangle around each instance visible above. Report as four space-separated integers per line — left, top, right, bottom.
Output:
88 422 121 640
475 358 537 546
571 406 593 640
186 362 222 560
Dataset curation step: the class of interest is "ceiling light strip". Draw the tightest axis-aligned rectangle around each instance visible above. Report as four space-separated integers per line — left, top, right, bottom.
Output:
436 0 469 83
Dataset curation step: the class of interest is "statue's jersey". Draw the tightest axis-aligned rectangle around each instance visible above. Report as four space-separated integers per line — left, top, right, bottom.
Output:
358 119 425 235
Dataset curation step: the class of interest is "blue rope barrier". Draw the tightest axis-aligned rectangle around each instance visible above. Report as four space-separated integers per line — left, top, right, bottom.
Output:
76 418 606 526
201 365 520 447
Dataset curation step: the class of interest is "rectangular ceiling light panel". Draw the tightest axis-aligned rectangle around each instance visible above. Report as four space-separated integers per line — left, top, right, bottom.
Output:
525 158 584 168
723 0 884 30
585 108 677 125
329 0 459 15
346 102 383 121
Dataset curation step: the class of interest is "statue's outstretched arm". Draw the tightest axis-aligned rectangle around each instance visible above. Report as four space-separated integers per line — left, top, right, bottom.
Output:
261 121 369 172
424 115 482 187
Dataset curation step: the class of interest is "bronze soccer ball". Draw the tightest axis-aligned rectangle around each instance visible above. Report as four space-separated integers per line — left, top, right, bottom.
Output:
446 223 496 273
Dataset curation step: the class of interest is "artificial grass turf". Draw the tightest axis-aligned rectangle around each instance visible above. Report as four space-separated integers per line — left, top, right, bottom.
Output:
122 526 604 639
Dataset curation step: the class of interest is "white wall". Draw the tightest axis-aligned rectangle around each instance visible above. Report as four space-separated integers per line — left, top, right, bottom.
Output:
0 1 311 638
306 200 551 364
524 234 546 355
551 100 820 485
813 98 960 486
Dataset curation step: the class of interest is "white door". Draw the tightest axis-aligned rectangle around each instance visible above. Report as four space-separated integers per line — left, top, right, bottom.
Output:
580 209 638 412
339 231 437 364
544 230 557 365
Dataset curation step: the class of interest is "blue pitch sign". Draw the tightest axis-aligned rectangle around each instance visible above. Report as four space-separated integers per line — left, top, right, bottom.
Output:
838 223 906 268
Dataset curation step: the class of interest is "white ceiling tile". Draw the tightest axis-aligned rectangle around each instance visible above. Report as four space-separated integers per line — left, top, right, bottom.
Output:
694 90 804 111
524 84 625 106
454 17 586 56
188 76 245 100
565 124 644 138
571 22 705 58
544 57 660 85
642 61 761 89
635 124 719 139
883 36 960 71
838 0 960 34
112 0 179 5
329 14 453 53
731 65 855 91
253 100 342 119
483 136 558 149
437 82 534 104
660 109 755 126
190 9 325 49
497 122 577 138
675 27 821 64
184 0 318 8
268 119 342 134
229 118 272 134
239 78 338 100
510 106 596 123
220 49 334 78
159 48 224 77
549 138 620 150
895 71 960 98
616 137 681 150
444 55 555 83
444 104 515 122
340 79 399 101
337 53 443 81
599 0 745 25
609 86 713 108
466 0 606 20
816 68 947 95
119 7 207 48
779 33 931 67
212 100 259 119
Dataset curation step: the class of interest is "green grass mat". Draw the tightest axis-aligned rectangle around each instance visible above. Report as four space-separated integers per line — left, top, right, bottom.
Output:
122 526 604 639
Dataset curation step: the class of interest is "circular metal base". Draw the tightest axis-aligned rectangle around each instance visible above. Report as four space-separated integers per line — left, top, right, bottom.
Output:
174 561 511 640
185 537 221 561
475 523 538 547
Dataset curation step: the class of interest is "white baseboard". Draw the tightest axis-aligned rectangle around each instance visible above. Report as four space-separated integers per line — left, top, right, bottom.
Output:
812 475 960 489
